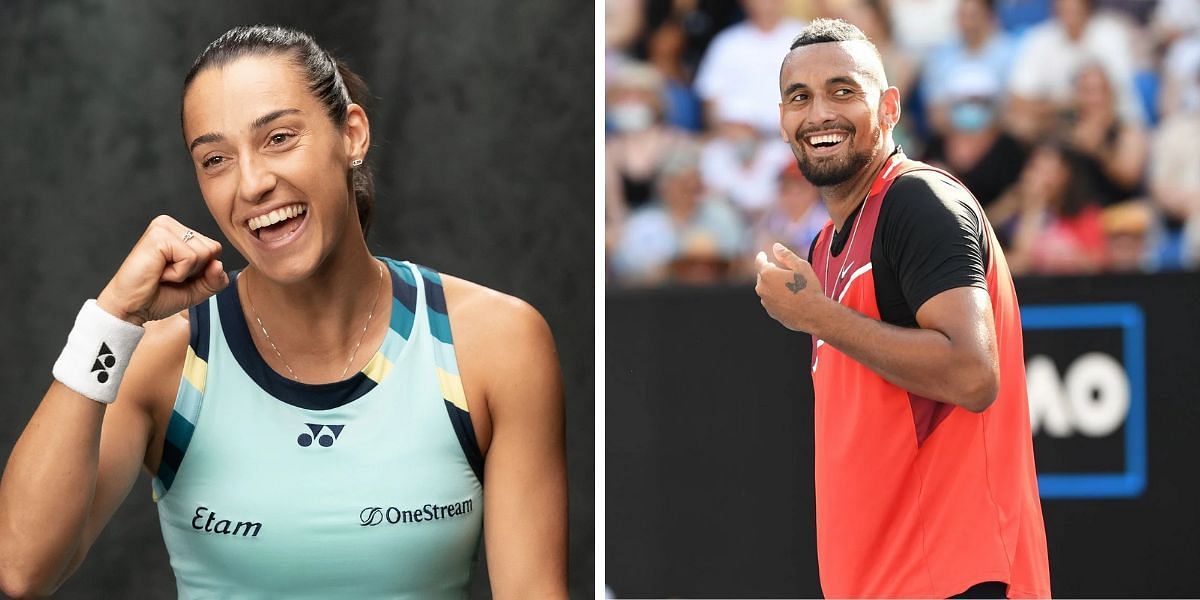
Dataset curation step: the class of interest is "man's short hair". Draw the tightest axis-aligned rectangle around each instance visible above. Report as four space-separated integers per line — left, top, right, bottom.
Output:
785 19 887 88
790 18 870 50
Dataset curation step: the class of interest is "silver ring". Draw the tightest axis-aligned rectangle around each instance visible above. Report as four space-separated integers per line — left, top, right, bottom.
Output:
181 230 195 243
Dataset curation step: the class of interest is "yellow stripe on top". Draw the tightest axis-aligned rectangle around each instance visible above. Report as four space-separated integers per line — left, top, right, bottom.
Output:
361 351 394 384
182 346 208 394
437 367 468 412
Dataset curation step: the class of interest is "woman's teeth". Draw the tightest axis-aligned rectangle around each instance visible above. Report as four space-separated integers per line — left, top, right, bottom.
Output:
248 204 306 231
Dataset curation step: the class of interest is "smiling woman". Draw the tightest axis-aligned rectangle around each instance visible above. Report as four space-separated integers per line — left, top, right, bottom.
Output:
0 25 566 599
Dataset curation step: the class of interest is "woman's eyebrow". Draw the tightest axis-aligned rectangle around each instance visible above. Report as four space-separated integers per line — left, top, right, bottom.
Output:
188 108 303 152
251 107 302 131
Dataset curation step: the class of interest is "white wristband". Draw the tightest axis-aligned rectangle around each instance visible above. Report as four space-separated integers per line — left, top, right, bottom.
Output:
52 300 146 404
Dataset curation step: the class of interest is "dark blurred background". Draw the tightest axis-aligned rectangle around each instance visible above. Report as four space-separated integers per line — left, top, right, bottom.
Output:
0 1 592 598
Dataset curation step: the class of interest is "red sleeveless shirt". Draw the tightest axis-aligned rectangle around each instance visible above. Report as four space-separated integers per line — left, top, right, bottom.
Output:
808 153 1051 598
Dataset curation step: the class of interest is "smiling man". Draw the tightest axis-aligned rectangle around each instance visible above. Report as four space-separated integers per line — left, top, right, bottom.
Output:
0 25 566 599
754 19 1050 598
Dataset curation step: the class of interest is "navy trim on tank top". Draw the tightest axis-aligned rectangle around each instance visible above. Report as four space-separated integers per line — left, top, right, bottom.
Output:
189 300 210 362
216 267 410 411
414 265 485 483
444 400 485 482
154 303 212 498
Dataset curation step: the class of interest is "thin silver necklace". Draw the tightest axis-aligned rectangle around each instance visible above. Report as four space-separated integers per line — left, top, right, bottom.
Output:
245 260 385 383
824 197 867 301
822 148 903 300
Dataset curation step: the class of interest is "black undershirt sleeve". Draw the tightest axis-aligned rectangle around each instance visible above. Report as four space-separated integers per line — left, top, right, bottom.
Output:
873 171 989 327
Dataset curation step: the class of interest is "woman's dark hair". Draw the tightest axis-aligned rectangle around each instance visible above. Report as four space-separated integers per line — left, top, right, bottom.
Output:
182 25 375 236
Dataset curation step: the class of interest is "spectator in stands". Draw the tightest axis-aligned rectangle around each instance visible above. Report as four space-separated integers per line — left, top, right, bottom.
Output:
994 0 1053 34
837 0 922 150
699 101 795 217
1101 200 1157 272
606 0 645 61
606 61 695 241
1150 0 1197 123
922 68 1028 212
838 0 919 104
694 0 806 134
651 0 746 78
887 0 960 59
1000 140 1108 274
1150 72 1200 267
1150 0 1200 49
1006 0 1144 141
646 16 705 132
668 235 740 284
605 0 645 87
921 0 1017 135
1059 62 1147 207
610 143 747 285
748 162 829 273
1159 27 1200 117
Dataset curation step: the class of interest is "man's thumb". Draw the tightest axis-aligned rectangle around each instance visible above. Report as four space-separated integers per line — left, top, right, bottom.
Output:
773 242 804 271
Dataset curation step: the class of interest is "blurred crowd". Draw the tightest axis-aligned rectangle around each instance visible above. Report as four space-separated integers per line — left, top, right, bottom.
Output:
605 0 1200 286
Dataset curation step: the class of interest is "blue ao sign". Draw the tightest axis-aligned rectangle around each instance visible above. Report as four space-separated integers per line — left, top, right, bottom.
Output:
1021 304 1146 499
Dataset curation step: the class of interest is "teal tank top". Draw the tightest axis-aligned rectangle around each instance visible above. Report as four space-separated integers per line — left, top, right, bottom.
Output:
152 258 484 599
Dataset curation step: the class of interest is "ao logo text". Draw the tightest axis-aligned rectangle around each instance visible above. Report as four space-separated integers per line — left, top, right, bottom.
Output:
1027 352 1129 438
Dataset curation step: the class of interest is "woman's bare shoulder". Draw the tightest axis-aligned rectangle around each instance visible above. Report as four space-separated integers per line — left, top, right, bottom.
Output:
439 275 554 348
439 275 559 421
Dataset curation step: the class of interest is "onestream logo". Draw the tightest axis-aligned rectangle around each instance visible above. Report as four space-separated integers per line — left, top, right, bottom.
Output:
359 499 475 527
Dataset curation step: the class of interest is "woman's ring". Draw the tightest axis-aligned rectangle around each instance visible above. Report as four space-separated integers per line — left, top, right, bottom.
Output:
182 230 195 243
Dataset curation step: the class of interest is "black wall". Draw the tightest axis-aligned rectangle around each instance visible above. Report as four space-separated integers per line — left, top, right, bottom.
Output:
0 2 592 598
607 273 1200 598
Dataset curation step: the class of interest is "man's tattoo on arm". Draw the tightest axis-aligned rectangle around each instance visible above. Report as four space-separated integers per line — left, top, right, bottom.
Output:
785 272 807 294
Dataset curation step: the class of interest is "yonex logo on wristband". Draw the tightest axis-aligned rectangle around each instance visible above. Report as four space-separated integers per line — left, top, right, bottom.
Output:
53 300 145 404
91 343 116 384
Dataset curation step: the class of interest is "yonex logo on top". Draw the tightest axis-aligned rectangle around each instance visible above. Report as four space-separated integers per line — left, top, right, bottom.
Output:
298 423 344 447
91 343 116 383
